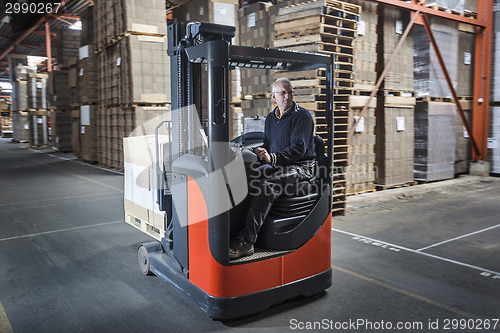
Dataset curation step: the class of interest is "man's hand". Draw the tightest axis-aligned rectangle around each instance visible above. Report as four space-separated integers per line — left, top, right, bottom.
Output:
254 147 271 164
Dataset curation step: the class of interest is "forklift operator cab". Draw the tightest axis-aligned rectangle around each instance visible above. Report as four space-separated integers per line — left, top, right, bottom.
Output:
138 22 335 320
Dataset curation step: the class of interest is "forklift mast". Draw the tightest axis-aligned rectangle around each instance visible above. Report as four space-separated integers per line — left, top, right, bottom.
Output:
157 20 334 264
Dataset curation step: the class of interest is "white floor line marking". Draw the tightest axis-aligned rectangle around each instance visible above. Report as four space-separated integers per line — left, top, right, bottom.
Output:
416 223 500 252
0 220 123 242
0 191 120 208
332 228 500 277
46 153 124 175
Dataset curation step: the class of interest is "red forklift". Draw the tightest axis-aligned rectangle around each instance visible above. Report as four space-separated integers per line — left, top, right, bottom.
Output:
137 22 335 320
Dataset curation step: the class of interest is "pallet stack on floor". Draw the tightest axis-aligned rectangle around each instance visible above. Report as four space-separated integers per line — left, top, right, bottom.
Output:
95 0 171 170
8 54 30 143
8 52 50 148
0 101 12 138
374 5 416 189
273 0 360 215
47 27 81 154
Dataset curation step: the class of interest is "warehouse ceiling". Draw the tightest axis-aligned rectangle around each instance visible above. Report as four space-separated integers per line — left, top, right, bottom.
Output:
0 0 91 83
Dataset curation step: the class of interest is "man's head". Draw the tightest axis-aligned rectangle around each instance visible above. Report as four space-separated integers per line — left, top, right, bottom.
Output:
272 78 294 114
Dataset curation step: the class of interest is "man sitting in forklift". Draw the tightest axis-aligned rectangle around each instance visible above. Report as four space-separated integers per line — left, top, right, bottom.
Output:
229 78 317 259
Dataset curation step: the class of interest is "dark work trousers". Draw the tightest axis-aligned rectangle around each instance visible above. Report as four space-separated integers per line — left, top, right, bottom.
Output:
239 162 314 243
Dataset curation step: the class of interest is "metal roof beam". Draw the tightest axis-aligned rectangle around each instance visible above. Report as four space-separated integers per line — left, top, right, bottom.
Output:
0 0 67 62
367 0 485 27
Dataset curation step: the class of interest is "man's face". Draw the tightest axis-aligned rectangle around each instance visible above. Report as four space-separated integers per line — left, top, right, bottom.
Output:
272 82 294 113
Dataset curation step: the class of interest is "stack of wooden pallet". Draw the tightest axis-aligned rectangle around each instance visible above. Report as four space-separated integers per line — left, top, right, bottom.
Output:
273 0 360 215
95 0 171 170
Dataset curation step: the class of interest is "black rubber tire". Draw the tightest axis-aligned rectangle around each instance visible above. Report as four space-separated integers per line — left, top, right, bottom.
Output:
138 245 154 276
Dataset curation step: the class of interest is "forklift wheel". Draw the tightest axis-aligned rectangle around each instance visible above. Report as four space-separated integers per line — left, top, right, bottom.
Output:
138 245 154 276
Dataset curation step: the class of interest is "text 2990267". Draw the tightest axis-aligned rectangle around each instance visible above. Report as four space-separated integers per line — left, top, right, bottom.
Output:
5 2 62 14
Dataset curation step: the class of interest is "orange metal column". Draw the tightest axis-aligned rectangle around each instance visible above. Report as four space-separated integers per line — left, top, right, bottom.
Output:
45 19 52 72
472 0 494 161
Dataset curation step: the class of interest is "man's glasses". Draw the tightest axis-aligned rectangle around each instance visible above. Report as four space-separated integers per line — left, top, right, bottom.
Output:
275 91 293 97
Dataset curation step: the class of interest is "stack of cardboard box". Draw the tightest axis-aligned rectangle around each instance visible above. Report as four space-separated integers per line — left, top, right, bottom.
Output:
239 1 272 138
346 96 376 194
95 0 171 169
414 101 456 181
343 0 378 194
374 5 416 188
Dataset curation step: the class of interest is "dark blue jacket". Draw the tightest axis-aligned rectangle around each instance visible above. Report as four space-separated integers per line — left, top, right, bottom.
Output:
263 102 316 166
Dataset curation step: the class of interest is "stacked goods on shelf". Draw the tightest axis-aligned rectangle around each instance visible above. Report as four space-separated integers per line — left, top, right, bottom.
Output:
10 63 49 147
344 0 378 89
414 16 458 99
414 101 456 181
426 0 464 13
454 25 473 174
1 112 13 138
456 28 475 97
27 73 48 110
71 109 81 157
380 6 414 93
27 110 49 148
455 100 472 175
8 54 30 142
48 70 70 109
50 110 72 152
492 107 500 174
239 1 272 139
374 5 416 189
79 45 98 105
11 111 30 142
8 54 27 112
95 0 171 170
342 0 378 193
1 101 13 138
56 29 81 69
47 69 73 153
491 1 500 174
171 0 241 127
346 96 376 194
77 6 98 162
68 57 81 108
273 0 360 215
465 0 477 16
239 2 272 48
26 72 49 147
375 97 416 187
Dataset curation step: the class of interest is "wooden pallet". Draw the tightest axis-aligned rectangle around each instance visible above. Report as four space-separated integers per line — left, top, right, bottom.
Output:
416 96 454 103
276 22 356 40
376 181 418 191
125 212 163 241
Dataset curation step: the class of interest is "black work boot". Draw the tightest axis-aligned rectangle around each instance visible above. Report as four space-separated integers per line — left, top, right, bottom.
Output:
229 235 254 259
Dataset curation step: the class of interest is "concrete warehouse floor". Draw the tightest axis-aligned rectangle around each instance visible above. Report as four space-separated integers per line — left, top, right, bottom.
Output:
0 137 499 333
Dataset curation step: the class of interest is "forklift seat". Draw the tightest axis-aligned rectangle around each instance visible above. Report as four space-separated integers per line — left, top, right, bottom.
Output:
257 135 328 250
